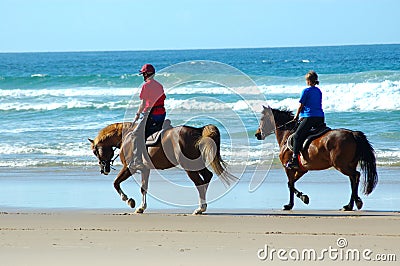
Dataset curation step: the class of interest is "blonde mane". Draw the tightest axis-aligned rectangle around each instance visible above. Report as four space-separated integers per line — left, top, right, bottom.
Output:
93 122 133 146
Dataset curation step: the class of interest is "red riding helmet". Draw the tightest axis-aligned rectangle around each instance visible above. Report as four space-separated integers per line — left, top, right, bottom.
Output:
139 64 155 74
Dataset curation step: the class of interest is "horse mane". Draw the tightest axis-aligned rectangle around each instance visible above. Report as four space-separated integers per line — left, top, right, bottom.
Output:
271 108 294 126
94 122 133 145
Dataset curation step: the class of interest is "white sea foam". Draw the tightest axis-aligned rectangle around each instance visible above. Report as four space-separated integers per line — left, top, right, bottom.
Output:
0 99 130 111
1 80 399 112
0 141 398 167
260 81 400 111
376 150 400 166
165 98 268 113
322 81 400 111
0 87 137 98
0 143 92 157
30 73 48 78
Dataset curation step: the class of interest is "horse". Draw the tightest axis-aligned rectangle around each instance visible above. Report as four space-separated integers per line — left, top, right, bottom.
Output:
89 121 236 215
255 106 378 211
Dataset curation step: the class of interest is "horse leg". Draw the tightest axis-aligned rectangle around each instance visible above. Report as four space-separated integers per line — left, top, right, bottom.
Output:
186 170 208 215
198 168 213 212
294 187 310 205
113 166 135 209
284 170 308 210
284 181 295 210
335 164 363 211
135 168 150 214
342 170 363 211
354 171 363 210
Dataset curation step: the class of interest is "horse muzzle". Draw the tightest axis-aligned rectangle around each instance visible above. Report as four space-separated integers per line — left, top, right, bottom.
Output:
100 161 111 175
255 129 264 140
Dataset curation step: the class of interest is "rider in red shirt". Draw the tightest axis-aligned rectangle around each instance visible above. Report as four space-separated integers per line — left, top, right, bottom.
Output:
129 64 166 173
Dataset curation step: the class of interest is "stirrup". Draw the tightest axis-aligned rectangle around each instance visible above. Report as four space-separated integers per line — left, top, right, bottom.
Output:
286 157 299 170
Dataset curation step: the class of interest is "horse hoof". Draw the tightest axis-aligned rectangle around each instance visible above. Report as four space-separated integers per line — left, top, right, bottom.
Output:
300 195 310 205
341 205 353 211
135 208 145 214
355 199 363 210
127 198 135 208
192 209 204 215
283 204 293 210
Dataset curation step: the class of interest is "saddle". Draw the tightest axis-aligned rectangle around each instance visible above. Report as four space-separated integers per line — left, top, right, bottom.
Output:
287 123 331 152
145 119 173 147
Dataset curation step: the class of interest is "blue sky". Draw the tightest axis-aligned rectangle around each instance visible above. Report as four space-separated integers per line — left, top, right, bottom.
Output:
1 0 399 52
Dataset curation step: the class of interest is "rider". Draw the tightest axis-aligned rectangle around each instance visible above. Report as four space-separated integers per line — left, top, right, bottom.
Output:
128 64 166 173
286 70 325 170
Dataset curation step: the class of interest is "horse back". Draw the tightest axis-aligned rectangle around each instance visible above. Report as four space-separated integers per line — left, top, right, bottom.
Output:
290 128 355 167
308 128 358 160
147 125 203 168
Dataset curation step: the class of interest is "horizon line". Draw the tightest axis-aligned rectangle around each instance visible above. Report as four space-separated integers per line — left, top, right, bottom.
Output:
1 43 399 54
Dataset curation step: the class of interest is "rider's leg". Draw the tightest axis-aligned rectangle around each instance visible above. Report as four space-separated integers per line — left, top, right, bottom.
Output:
128 112 149 173
287 118 310 169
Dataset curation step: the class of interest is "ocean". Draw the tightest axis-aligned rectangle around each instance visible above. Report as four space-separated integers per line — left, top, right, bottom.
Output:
1 44 399 210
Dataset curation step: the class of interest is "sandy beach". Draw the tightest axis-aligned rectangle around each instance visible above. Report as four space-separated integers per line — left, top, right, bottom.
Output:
1 167 400 265
1 210 399 265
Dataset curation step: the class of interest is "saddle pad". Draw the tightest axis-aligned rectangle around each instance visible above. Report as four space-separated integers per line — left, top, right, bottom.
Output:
302 127 331 149
145 129 164 146
145 119 173 147
287 126 331 151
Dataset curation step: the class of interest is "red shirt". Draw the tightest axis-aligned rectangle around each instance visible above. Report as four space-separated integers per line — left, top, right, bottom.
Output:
139 79 166 115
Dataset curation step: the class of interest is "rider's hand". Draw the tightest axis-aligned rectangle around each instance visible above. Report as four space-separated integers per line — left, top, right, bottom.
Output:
134 112 140 122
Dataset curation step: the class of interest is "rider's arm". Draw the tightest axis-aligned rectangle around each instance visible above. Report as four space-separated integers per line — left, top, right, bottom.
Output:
134 99 146 121
293 103 304 121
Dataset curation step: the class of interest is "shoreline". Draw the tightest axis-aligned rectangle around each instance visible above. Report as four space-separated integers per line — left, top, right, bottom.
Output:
1 166 400 212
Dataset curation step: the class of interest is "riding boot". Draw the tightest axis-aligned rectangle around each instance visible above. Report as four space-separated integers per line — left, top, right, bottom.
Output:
286 154 300 170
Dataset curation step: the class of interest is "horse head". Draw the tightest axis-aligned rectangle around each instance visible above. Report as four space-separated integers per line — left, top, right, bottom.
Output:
88 122 131 175
88 138 115 175
255 105 275 140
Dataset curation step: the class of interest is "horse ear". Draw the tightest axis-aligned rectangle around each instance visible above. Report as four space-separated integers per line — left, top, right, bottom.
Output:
262 105 271 112
88 138 94 144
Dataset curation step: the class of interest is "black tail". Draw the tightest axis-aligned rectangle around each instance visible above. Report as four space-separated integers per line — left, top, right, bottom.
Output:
353 131 378 195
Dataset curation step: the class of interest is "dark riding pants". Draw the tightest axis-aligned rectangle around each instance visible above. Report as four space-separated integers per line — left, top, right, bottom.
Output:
292 116 325 155
145 113 166 138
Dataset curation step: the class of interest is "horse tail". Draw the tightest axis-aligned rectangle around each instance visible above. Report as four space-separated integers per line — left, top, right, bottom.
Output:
197 125 237 186
353 131 378 195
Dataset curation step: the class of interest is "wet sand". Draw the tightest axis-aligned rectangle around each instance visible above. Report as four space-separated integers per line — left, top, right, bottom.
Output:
0 210 399 265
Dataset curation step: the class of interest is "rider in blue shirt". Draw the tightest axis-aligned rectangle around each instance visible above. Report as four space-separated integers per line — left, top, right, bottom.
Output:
286 70 325 169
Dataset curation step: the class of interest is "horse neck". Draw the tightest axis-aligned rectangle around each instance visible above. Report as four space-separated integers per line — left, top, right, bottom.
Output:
100 122 131 148
97 131 124 149
275 128 291 148
271 110 294 147
108 135 123 148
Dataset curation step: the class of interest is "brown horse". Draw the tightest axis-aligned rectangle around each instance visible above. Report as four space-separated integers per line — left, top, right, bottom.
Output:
89 121 236 214
255 106 378 211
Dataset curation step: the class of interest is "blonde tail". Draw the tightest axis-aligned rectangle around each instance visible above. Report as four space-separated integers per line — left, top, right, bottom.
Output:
196 125 237 186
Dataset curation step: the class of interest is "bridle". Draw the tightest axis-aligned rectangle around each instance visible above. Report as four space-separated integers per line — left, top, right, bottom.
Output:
260 118 297 138
96 140 122 172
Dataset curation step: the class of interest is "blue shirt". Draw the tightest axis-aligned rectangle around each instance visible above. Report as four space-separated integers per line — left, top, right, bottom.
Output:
299 86 324 118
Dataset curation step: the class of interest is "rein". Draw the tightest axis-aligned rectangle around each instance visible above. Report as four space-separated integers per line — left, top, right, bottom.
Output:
265 120 296 136
109 140 122 170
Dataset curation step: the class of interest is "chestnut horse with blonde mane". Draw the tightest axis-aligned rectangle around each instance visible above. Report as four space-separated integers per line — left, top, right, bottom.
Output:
89 122 235 214
256 107 378 211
